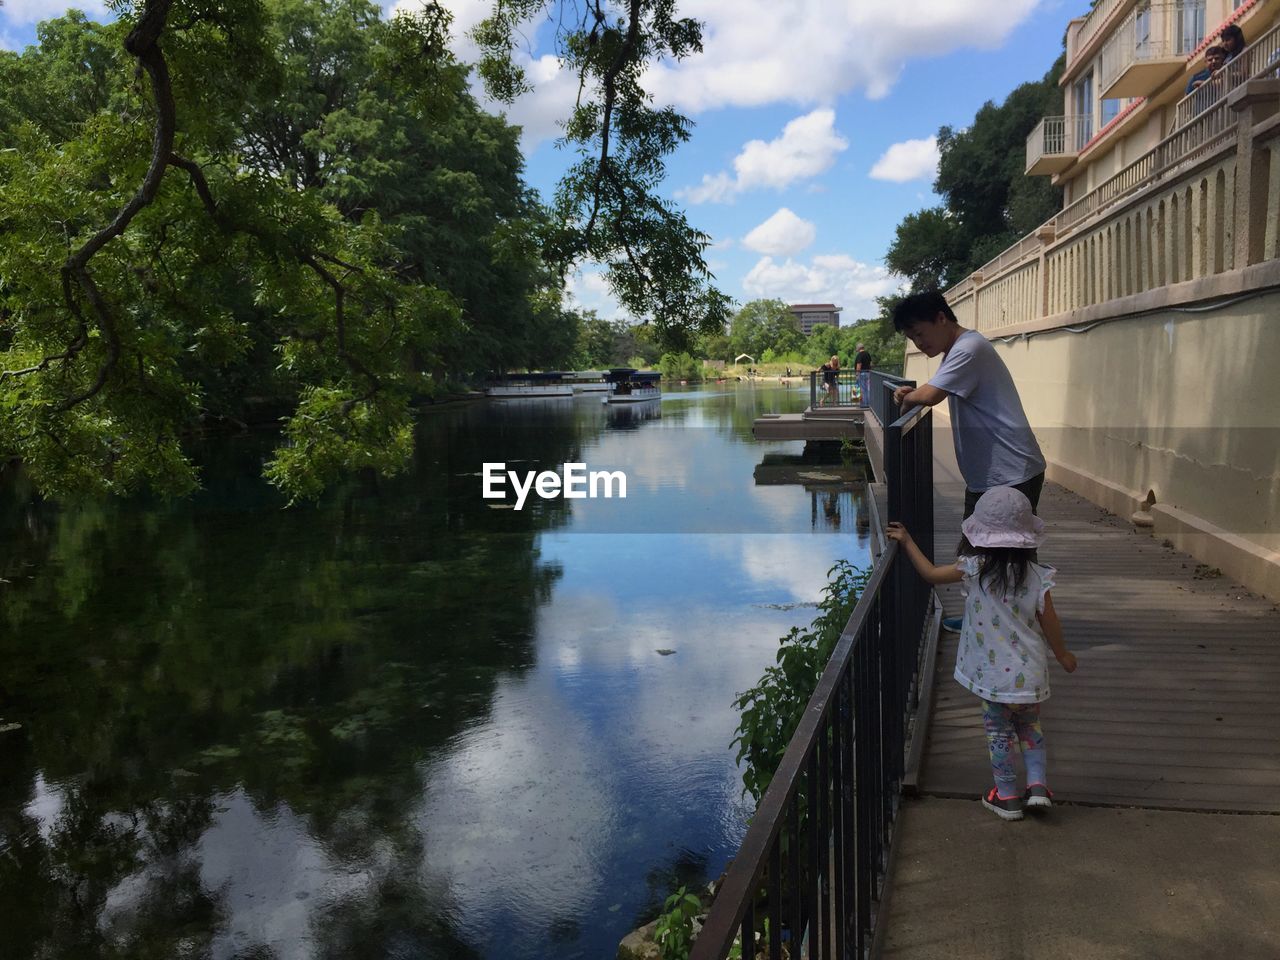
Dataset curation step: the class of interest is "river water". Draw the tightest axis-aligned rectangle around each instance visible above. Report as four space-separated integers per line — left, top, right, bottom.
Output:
0 383 873 960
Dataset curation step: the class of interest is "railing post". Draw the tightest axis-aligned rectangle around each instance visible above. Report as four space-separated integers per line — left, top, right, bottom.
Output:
1036 224 1056 321
1228 79 1280 268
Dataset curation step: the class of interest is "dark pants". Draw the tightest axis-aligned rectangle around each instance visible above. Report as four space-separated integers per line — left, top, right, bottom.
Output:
962 471 1045 521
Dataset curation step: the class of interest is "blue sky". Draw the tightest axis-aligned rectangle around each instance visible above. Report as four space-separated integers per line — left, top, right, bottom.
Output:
1 0 1088 323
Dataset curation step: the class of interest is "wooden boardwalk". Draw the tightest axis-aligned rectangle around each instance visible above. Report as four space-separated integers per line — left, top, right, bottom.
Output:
913 424 1280 812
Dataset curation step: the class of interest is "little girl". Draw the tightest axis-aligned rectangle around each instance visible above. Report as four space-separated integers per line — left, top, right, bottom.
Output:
887 486 1077 821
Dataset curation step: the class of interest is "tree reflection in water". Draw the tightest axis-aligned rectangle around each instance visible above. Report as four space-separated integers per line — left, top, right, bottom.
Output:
0 403 586 958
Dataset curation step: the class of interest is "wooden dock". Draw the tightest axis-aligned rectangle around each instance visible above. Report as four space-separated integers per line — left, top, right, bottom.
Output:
910 423 1280 812
752 404 865 441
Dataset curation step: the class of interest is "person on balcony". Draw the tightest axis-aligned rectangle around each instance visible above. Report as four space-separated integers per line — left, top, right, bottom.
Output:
1186 45 1227 95
1219 24 1245 62
890 290 1047 632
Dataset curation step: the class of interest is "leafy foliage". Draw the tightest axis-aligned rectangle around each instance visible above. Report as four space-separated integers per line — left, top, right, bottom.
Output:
657 351 701 381
472 0 730 350
728 298 801 360
732 560 870 802
886 54 1065 291
653 886 702 960
0 0 727 501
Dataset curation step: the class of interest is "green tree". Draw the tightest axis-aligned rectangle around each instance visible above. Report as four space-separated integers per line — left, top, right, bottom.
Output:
473 0 730 350
886 55 1064 291
693 329 730 362
658 351 700 381
573 309 614 367
0 0 727 502
803 324 840 365
729 298 799 359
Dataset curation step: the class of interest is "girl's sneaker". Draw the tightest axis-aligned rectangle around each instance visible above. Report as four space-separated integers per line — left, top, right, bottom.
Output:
1025 784 1053 809
981 788 1024 821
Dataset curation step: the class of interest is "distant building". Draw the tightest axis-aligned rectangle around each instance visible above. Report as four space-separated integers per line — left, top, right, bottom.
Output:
788 303 842 335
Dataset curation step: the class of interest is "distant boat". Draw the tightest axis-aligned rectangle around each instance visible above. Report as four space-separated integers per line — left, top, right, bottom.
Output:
485 372 574 399
560 370 612 393
603 368 661 404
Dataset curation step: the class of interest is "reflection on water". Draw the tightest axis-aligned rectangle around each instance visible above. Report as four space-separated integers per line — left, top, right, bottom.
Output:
0 384 871 959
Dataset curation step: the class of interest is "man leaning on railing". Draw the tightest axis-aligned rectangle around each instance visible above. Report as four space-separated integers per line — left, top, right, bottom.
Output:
1186 45 1227 96
890 291 1047 633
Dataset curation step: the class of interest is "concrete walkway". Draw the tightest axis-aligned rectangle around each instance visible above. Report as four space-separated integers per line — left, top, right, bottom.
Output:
876 422 1280 958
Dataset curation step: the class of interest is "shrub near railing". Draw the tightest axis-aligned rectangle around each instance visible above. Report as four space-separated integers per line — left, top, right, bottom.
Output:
733 561 870 803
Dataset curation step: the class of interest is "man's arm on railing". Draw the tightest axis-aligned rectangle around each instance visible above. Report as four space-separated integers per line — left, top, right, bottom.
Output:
886 523 964 585
893 383 948 409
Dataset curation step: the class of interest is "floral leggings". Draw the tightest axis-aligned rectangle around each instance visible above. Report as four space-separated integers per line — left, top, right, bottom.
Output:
981 699 1047 798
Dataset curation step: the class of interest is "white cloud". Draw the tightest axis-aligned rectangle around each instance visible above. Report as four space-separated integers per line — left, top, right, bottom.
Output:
680 108 848 204
393 0 580 149
565 267 633 321
743 254 905 321
643 0 1040 112
408 0 1038 154
742 208 816 257
1 0 108 24
870 136 940 183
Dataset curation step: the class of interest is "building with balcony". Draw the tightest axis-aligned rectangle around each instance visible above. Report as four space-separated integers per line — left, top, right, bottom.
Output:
1027 0 1277 196
915 0 1280 599
788 303 842 335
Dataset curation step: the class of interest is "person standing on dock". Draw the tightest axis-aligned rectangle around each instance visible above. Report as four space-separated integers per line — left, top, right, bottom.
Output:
890 290 1046 631
854 342 873 408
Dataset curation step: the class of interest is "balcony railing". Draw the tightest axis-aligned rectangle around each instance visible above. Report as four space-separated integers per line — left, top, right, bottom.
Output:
1099 1 1206 99
1174 16 1280 128
1070 0 1128 68
1052 95 1235 233
1026 115 1093 174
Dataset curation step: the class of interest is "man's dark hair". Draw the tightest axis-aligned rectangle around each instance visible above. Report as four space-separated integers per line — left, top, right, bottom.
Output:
1205 44 1227 59
891 290 958 332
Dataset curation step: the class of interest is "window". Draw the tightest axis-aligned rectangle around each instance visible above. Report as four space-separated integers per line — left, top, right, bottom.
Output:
1135 4 1152 56
1177 0 1206 55
1074 72 1095 143
1101 98 1122 127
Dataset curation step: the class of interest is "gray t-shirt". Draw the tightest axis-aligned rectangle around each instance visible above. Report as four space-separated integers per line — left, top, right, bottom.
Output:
928 330 1046 491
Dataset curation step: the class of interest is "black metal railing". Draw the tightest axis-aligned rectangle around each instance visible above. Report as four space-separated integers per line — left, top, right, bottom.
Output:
864 370 913 430
807 366 908 413
808 369 859 409
691 402 934 960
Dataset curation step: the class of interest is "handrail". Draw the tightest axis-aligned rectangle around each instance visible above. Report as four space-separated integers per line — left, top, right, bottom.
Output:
691 542 899 959
1070 0 1128 70
691 403 934 960
866 371 912 431
1099 1 1205 95
1051 97 1235 234
808 368 860 409
1026 115 1093 171
977 231 1042 281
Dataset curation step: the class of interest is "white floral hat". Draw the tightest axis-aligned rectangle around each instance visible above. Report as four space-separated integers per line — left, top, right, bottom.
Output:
960 486 1045 549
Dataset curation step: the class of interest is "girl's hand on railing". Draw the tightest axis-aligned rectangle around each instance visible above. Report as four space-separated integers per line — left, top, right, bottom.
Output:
885 522 914 546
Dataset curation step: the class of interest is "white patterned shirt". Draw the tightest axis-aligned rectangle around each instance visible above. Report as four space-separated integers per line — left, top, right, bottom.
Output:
953 557 1057 704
